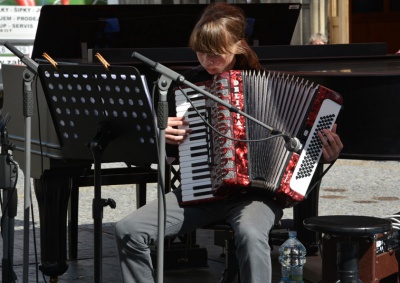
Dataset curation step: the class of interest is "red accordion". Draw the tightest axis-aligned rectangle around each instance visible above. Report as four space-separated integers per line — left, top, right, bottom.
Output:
175 70 343 207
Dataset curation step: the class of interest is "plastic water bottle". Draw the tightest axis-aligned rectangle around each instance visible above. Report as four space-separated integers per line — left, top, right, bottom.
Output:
278 231 307 283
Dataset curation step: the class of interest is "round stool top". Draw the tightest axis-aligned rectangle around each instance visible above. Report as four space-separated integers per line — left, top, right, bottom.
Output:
303 215 392 236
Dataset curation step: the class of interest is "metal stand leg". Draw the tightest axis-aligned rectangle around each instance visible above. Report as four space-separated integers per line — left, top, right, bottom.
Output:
2 187 18 283
336 241 362 283
90 124 116 283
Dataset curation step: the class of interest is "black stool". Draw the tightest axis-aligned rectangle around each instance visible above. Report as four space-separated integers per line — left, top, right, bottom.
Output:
209 219 301 283
304 215 396 283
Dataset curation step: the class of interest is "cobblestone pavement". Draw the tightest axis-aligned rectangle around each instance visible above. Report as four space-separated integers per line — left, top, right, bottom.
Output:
13 159 400 229
1 159 400 282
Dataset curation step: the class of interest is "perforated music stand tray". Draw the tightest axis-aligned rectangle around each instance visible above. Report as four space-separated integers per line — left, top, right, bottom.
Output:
37 63 158 164
38 63 158 282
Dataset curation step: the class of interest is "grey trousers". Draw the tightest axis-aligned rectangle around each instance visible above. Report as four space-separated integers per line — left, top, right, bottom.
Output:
114 189 283 283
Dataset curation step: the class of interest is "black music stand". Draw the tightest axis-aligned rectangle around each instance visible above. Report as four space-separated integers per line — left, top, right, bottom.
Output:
38 64 158 282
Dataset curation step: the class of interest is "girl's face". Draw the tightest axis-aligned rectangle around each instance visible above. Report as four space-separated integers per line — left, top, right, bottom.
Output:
196 52 236 75
311 39 326 45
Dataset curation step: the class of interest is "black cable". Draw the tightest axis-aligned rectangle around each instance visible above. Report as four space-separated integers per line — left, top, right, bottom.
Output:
176 85 287 144
34 74 47 283
42 271 48 283
304 159 337 199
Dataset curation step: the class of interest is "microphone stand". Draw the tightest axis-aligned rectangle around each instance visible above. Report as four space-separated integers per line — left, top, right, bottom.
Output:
131 51 302 283
4 41 38 283
155 74 169 283
1 114 18 283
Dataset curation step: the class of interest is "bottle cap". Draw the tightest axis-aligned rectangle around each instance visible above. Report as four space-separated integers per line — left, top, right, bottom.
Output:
288 230 297 237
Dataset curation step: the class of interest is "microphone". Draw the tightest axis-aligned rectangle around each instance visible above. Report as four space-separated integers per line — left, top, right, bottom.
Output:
132 51 185 84
4 41 38 74
283 135 302 153
132 51 157 68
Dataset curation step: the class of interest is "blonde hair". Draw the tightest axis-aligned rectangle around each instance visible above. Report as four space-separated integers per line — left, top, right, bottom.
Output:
189 3 262 70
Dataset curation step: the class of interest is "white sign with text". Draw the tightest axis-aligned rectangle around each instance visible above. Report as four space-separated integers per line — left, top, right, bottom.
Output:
0 6 41 71
0 5 41 41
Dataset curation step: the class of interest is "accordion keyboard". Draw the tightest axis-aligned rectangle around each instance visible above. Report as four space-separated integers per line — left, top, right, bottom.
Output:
175 86 214 203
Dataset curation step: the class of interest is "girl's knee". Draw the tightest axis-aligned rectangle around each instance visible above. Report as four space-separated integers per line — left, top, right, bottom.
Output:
235 226 270 249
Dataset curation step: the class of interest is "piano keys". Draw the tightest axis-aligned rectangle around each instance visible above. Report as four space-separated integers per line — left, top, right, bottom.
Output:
175 84 214 203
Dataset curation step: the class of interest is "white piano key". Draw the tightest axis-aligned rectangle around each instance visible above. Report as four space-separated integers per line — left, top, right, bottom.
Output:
176 101 205 113
180 165 210 176
182 193 214 203
179 139 207 150
181 179 212 189
181 187 213 197
179 155 209 167
180 171 211 182
181 162 209 172
179 147 208 158
175 90 205 103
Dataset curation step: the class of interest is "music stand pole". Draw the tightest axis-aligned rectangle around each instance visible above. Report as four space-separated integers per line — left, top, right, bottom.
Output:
90 124 116 283
4 42 38 283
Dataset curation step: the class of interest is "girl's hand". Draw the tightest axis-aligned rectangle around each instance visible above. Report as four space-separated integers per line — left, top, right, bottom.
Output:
318 124 343 163
166 117 191 145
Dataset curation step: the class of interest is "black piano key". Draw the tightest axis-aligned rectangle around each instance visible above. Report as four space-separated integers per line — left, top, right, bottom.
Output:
193 190 213 197
193 173 211 180
191 151 208 158
188 107 206 113
192 161 209 167
191 128 207 135
191 95 205 102
192 167 210 174
190 134 207 141
188 105 206 110
191 144 208 150
190 121 205 128
188 111 206 119
192 184 210 190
